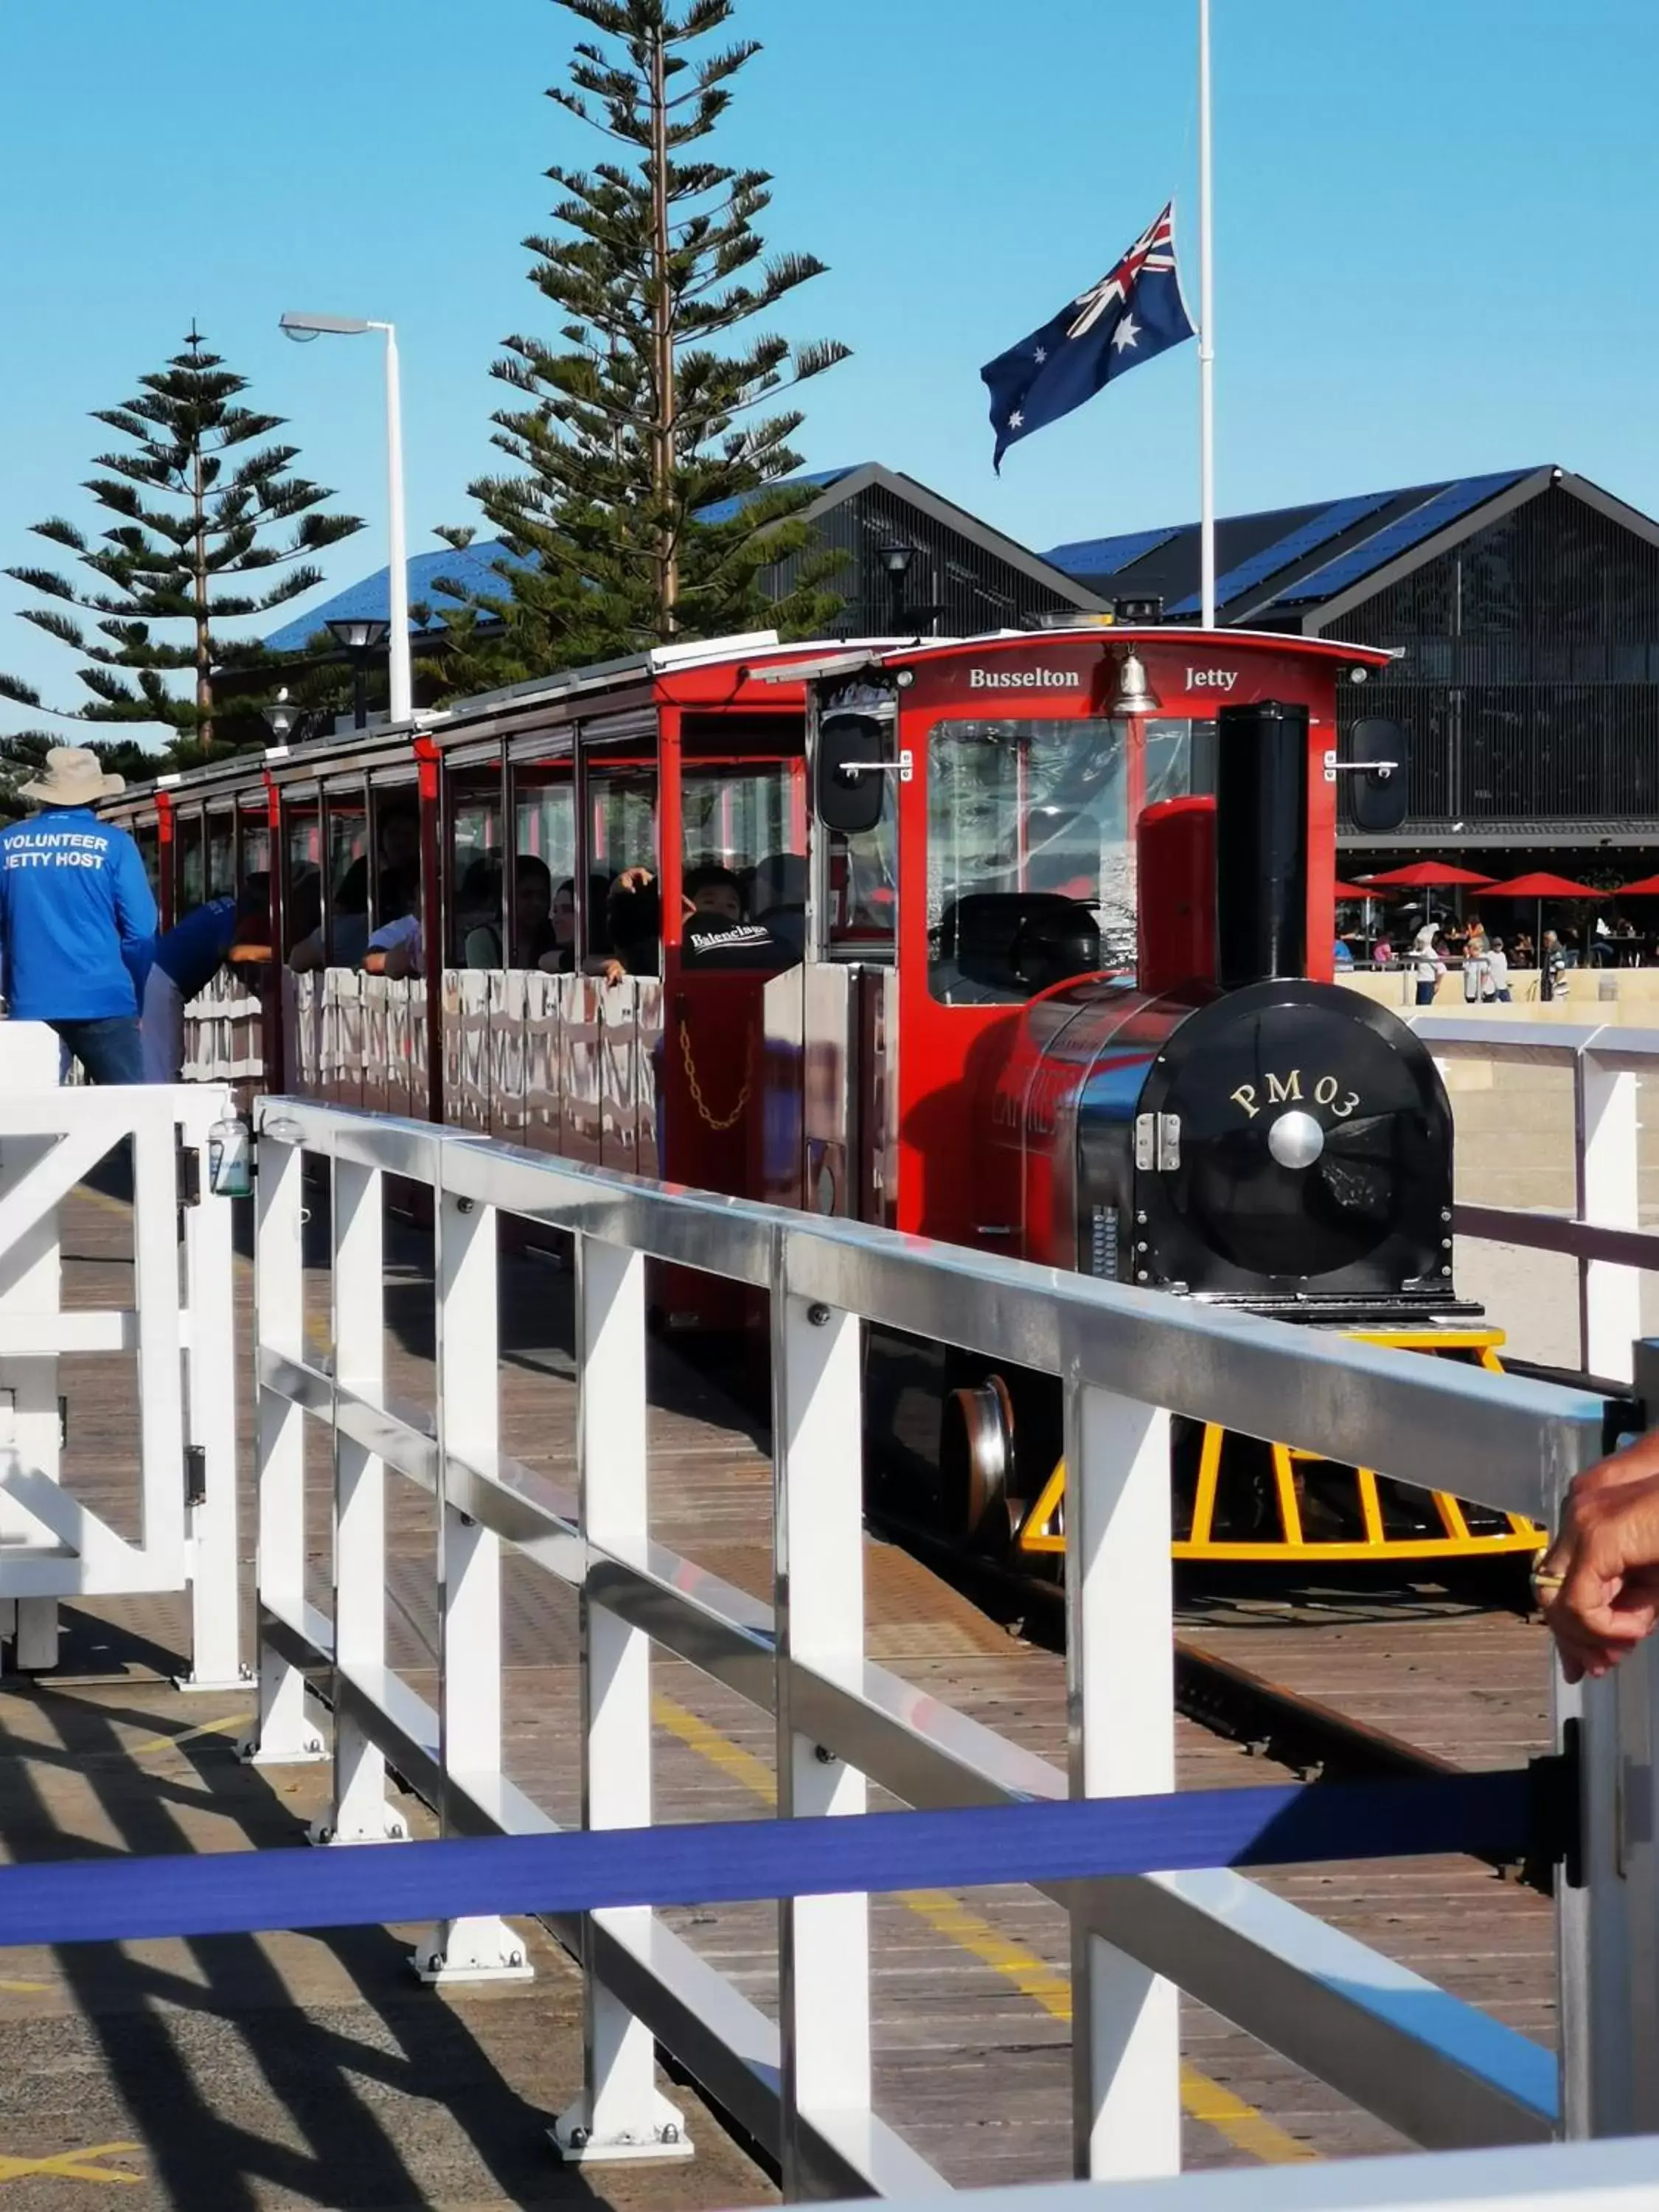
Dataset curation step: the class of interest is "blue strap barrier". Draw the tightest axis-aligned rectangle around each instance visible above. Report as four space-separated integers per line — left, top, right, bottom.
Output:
0 1768 1555 1950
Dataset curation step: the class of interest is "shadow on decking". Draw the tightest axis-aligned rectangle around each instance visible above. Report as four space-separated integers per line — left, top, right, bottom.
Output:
0 1632 602 2210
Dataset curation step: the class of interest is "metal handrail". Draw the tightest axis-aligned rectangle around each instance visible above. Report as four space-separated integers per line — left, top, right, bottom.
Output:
247 1093 1613 2194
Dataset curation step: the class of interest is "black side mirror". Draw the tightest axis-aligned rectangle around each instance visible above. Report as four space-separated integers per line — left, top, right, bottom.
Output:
815 714 888 836
1348 717 1409 834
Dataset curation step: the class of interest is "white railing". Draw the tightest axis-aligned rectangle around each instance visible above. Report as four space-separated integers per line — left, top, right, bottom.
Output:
1412 1015 1659 1382
824 2135 1659 2211
0 1024 241 1686
240 1091 1654 2199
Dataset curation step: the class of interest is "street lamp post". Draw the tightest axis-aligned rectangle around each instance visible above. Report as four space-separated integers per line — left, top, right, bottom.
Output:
280 312 411 726
327 617 393 731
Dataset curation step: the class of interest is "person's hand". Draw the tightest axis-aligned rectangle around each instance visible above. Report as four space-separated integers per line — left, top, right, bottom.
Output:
600 958 627 985
1537 1439 1659 1682
615 866 655 894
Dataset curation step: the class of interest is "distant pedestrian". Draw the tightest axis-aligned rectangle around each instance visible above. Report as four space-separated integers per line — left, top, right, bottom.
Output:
128 877 271 1083
1409 923 1444 1006
1541 930 1569 1002
1482 937 1512 1004
0 748 155 1084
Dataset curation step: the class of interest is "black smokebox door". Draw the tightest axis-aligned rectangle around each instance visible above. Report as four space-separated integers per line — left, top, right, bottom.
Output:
1214 700 1310 990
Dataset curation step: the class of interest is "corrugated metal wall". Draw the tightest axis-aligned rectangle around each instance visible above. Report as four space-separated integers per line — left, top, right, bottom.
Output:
765 484 1082 636
1331 487 1659 829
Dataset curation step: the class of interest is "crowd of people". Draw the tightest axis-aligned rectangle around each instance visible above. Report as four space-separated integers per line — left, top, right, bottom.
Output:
1339 908 1599 1004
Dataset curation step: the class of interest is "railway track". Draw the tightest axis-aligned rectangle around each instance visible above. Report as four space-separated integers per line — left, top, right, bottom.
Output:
870 1503 1548 1886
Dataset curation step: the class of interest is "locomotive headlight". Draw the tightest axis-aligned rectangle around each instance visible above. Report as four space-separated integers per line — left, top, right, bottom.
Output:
1267 1110 1326 1170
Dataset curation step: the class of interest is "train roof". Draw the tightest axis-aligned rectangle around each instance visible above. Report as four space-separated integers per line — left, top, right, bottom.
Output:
102 623 1392 807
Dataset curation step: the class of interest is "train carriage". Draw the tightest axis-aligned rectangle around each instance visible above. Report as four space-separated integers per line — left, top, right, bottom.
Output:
100 618 1542 1570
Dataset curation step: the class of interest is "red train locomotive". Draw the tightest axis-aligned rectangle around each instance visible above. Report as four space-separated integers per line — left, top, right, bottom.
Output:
102 619 1540 1570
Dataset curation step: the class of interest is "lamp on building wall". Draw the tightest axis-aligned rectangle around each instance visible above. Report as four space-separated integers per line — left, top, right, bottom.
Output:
880 543 915 632
327 616 393 731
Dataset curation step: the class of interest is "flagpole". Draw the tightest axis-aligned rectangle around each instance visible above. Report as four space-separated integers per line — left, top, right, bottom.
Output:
1197 0 1217 628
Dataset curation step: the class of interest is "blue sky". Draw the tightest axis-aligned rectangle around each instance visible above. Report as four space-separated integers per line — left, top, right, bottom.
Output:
1 0 1653 741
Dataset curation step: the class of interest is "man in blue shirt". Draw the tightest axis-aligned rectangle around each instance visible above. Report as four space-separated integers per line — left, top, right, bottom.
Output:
0 748 156 1085
128 877 268 1083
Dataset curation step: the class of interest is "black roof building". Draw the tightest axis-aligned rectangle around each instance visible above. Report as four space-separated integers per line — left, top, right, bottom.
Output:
264 461 1104 663
1046 466 1659 868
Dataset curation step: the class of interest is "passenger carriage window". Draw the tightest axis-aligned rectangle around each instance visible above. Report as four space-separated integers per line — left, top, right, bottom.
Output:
206 813 235 900
136 824 161 897
178 813 205 912
681 763 804 966
511 773 576 970
586 765 657 975
928 717 1197 1004
324 800 369 966
449 770 503 967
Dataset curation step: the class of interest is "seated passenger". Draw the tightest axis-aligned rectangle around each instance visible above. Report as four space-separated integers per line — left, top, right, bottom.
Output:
682 862 792 969
457 856 504 967
360 869 422 977
598 872 661 981
463 855 557 969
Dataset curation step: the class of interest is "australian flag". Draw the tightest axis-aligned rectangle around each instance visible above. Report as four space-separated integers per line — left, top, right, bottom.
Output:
981 204 1195 471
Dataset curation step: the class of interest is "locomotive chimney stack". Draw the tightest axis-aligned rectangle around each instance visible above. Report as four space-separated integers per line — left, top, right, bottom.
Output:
1214 698 1309 988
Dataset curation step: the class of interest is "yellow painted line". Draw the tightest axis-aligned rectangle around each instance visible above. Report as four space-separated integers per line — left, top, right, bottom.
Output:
129 1711 252 1759
0 1980 49 1995
0 2139 142 2184
650 1691 1315 2166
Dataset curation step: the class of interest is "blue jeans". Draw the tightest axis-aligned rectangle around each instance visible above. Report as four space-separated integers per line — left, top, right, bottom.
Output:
52 1015 145 1086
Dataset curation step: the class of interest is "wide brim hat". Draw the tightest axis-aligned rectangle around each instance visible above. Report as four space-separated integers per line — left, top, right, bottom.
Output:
18 747 125 806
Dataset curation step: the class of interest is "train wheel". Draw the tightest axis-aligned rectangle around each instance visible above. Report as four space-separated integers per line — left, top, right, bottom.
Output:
940 1374 1017 1550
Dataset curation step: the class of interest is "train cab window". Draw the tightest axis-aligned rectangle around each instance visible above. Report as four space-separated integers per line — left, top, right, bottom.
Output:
928 717 1132 1004
681 762 804 967
927 717 1206 1004
136 824 161 899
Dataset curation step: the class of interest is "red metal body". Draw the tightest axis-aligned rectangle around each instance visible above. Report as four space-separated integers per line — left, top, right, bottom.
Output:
99 627 1387 1307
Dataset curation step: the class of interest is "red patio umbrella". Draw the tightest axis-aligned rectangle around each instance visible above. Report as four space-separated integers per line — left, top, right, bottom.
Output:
1481 873 1607 981
1332 880 1374 899
1479 872 1606 899
1359 862 1497 889
1618 873 1659 897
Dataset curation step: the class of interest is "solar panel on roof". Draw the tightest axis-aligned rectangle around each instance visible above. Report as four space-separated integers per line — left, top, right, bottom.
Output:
1043 524 1182 578
1270 470 1533 608
1165 490 1399 616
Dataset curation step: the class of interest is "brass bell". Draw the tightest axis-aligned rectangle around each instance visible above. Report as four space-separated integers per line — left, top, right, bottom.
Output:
1109 646 1162 717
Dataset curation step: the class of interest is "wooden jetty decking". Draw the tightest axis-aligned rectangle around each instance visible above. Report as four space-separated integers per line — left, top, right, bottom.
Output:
0 1174 1565 2207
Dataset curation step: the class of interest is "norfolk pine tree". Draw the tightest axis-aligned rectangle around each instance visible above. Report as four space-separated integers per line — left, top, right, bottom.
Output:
0 328 363 759
431 0 850 687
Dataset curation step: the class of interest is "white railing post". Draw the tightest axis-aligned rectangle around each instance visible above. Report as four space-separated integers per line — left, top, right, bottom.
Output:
414 1180 530 1983
176 1090 244 1690
246 1135 325 1765
1065 1372 1180 2181
316 1158 405 1845
1557 1338 1659 2139
0 1023 63 1672
1576 1050 1642 1384
774 1282 871 2201
553 1234 689 2164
